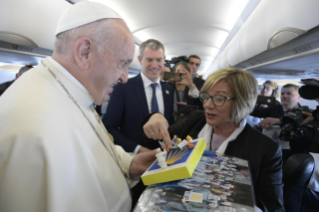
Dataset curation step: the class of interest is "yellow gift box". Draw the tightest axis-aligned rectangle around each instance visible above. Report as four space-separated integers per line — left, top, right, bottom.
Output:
141 138 206 185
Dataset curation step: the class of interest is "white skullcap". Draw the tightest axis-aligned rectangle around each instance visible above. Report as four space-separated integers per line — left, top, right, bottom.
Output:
55 1 122 35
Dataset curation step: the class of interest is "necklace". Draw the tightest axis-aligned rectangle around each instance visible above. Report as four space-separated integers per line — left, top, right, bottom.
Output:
41 61 131 194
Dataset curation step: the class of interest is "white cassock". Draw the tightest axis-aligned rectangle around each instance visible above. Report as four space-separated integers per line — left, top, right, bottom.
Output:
0 57 136 212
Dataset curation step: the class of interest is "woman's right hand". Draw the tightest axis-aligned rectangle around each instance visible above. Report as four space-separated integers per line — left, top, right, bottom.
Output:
143 113 173 149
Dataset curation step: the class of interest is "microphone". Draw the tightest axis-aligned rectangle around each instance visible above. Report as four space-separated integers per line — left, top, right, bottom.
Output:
298 85 319 100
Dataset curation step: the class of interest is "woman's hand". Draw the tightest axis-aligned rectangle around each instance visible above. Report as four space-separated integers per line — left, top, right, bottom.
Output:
143 113 172 148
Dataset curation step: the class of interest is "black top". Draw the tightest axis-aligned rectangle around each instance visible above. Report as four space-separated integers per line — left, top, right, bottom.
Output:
251 103 284 119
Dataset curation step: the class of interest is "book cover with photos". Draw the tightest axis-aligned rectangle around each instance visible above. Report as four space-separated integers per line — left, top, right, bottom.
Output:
141 138 206 185
135 151 255 212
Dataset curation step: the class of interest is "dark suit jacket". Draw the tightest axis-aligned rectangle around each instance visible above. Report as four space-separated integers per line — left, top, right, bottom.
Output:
193 77 205 91
192 77 205 110
144 110 284 211
0 80 14 96
103 74 174 152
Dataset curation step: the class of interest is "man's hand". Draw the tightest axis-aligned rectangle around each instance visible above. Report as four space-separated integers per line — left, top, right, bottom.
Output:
300 111 314 125
258 117 281 129
143 113 172 149
138 146 151 153
129 149 157 175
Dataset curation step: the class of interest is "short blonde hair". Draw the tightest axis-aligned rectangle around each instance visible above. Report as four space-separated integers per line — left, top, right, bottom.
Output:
201 68 258 123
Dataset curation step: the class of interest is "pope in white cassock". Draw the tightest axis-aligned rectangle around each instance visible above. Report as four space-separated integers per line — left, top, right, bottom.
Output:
0 2 157 212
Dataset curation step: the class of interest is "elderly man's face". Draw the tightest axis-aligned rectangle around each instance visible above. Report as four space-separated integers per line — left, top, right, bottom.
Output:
281 87 300 109
93 20 135 104
138 47 165 82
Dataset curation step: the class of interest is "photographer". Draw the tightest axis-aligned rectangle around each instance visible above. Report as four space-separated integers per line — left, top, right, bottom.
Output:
253 84 302 163
256 84 301 128
170 61 201 122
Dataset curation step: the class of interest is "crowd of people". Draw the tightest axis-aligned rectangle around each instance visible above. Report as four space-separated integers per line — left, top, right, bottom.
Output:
0 1 316 212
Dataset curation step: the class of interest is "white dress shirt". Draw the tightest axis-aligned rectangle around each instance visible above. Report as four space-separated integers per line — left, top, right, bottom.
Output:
134 72 164 153
140 72 164 114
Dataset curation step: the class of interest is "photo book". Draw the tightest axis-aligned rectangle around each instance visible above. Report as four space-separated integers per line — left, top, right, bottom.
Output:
135 151 255 212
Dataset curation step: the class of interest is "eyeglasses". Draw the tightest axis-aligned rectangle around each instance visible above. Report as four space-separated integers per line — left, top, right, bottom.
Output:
199 93 235 107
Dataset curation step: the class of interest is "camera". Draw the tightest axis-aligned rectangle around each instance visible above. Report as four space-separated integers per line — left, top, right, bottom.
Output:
164 56 188 71
163 72 182 82
279 82 319 153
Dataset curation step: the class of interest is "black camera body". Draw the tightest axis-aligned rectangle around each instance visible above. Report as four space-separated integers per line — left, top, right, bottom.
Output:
278 83 319 153
279 106 312 141
164 56 188 71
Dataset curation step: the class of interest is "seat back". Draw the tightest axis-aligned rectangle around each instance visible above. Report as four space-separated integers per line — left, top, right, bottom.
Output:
283 153 319 212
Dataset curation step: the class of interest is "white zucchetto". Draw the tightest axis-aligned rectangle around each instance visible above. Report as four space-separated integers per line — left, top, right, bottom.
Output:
55 1 122 36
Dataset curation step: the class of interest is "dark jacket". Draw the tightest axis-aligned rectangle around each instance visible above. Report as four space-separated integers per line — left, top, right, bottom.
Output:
251 104 284 119
143 110 284 212
103 74 174 152
0 80 14 96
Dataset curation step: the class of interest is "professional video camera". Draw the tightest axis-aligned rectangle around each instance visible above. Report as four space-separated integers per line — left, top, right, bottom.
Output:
164 55 188 71
279 79 319 153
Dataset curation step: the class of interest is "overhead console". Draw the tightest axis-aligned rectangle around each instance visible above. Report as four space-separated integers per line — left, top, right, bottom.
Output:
207 0 319 78
0 40 52 66
237 26 319 71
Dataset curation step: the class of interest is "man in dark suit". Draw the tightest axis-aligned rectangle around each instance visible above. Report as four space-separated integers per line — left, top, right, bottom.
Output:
187 55 205 109
188 55 205 91
0 65 33 96
102 39 174 154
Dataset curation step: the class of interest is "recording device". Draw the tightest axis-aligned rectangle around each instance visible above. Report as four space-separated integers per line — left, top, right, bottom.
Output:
300 78 319 87
279 106 312 140
298 85 319 100
256 96 276 106
164 56 188 71
163 72 182 82
278 80 319 153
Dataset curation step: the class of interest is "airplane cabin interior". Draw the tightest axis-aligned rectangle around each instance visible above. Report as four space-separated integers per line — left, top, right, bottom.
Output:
1 0 319 211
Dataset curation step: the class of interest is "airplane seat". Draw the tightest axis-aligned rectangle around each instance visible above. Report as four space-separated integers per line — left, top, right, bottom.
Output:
283 153 319 212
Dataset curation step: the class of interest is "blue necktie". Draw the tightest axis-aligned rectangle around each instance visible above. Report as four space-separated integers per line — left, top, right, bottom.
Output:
151 83 159 113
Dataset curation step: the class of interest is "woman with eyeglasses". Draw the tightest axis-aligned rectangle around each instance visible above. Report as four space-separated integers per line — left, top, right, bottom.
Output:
142 68 284 212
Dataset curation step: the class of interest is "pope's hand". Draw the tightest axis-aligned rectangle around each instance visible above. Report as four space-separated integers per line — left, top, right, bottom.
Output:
129 149 157 175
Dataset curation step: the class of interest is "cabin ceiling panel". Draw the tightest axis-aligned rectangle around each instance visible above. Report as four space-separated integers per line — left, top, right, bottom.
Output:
92 0 253 75
164 43 218 59
94 0 249 33
0 0 70 50
133 25 228 49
